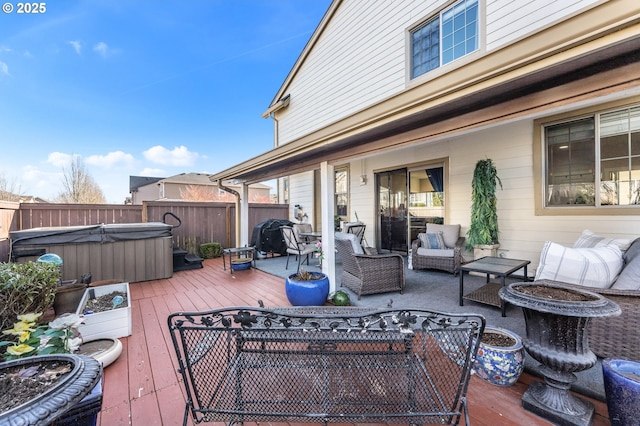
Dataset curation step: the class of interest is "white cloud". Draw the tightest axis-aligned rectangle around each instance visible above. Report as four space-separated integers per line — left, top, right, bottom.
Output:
47 152 76 168
143 145 199 166
0 46 11 53
68 40 82 55
20 165 63 199
85 151 135 168
93 42 112 58
140 167 165 176
0 61 9 76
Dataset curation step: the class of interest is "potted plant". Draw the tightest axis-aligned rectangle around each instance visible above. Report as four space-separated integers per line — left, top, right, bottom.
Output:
76 282 132 341
285 269 330 306
467 158 502 258
0 261 60 332
474 326 525 387
0 312 103 425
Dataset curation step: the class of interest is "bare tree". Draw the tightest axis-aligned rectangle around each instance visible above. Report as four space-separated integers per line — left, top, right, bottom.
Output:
0 173 24 202
179 184 216 201
56 157 107 204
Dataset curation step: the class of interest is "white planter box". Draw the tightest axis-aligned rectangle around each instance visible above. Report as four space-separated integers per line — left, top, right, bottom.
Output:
76 282 132 341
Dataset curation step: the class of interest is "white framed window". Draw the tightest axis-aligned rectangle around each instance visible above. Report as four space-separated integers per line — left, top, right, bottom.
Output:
543 104 640 209
410 0 479 79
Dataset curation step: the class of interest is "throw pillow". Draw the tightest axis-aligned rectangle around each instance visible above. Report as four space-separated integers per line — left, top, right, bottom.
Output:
623 237 640 265
611 254 640 290
425 232 445 249
335 232 364 255
535 241 623 289
573 229 631 253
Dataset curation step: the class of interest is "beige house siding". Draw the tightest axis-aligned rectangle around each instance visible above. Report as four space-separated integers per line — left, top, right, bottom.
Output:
288 171 316 223
275 0 609 146
132 184 160 205
485 0 601 50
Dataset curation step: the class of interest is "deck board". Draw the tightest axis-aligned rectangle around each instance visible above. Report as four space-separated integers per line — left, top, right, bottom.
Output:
96 257 609 426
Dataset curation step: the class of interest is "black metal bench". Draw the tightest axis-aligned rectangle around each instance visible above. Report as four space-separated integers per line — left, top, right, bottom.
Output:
167 306 485 426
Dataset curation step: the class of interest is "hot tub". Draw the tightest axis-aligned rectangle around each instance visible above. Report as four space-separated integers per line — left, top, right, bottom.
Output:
10 223 173 283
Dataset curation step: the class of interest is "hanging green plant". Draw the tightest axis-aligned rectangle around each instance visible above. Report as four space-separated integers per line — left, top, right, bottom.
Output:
466 158 502 250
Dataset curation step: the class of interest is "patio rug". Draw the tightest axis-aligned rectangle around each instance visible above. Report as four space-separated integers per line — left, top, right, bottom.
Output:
255 253 606 402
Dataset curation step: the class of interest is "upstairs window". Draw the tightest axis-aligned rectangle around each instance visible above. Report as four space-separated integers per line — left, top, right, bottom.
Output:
411 0 479 79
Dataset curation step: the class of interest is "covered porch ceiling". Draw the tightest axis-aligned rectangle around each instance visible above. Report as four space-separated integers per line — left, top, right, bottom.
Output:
209 35 640 185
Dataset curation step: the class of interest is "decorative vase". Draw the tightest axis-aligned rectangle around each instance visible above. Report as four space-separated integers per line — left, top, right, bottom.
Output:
285 272 330 306
499 282 621 426
0 354 102 425
602 358 640 426
474 326 525 386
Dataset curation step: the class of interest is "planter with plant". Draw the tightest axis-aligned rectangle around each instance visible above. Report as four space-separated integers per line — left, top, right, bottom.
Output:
467 158 502 258
76 282 131 341
0 312 103 425
0 261 61 332
285 269 330 306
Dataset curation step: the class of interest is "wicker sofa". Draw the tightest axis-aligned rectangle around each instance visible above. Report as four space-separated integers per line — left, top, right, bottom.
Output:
411 223 465 275
531 234 640 362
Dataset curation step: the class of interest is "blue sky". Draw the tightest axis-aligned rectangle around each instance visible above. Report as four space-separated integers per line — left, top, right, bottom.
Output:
0 0 331 203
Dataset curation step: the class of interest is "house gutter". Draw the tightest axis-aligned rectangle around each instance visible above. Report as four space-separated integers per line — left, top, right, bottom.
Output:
216 180 241 248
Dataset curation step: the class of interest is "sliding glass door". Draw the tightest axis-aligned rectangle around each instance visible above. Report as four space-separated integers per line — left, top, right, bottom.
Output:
376 169 407 253
376 165 445 254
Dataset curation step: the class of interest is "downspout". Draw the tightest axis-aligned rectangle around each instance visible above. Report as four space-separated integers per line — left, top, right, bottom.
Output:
217 180 241 248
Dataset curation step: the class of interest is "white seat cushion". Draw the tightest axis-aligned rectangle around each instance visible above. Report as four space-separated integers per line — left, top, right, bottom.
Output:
535 241 623 289
417 247 455 257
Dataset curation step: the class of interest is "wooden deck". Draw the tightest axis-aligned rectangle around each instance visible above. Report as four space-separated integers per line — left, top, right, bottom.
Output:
96 258 610 426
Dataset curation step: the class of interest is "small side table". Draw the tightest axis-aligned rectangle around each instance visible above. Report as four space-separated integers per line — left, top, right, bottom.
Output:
222 247 256 274
459 256 530 317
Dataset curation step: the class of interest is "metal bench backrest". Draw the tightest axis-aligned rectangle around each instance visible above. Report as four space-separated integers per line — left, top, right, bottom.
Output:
168 306 485 426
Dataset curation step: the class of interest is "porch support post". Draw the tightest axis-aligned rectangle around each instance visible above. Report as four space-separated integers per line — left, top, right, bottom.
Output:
239 183 250 247
320 161 336 292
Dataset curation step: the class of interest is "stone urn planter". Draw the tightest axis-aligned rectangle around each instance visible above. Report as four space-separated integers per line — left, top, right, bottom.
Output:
499 282 621 426
285 271 330 306
474 326 525 387
0 354 102 425
602 358 640 426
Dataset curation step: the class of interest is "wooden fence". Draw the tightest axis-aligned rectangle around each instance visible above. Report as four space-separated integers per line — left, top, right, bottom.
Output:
0 201 289 262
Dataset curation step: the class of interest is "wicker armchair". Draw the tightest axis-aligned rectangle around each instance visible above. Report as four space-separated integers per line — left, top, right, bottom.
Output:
335 234 404 300
533 279 640 362
411 223 465 275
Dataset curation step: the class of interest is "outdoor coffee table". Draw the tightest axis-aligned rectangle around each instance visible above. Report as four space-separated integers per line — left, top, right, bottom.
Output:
459 256 530 317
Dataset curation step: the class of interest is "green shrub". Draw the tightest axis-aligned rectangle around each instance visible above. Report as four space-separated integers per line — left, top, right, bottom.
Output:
200 242 222 259
0 262 60 331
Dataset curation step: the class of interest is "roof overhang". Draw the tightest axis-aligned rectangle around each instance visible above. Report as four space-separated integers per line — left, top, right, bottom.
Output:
261 94 291 118
210 35 640 186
